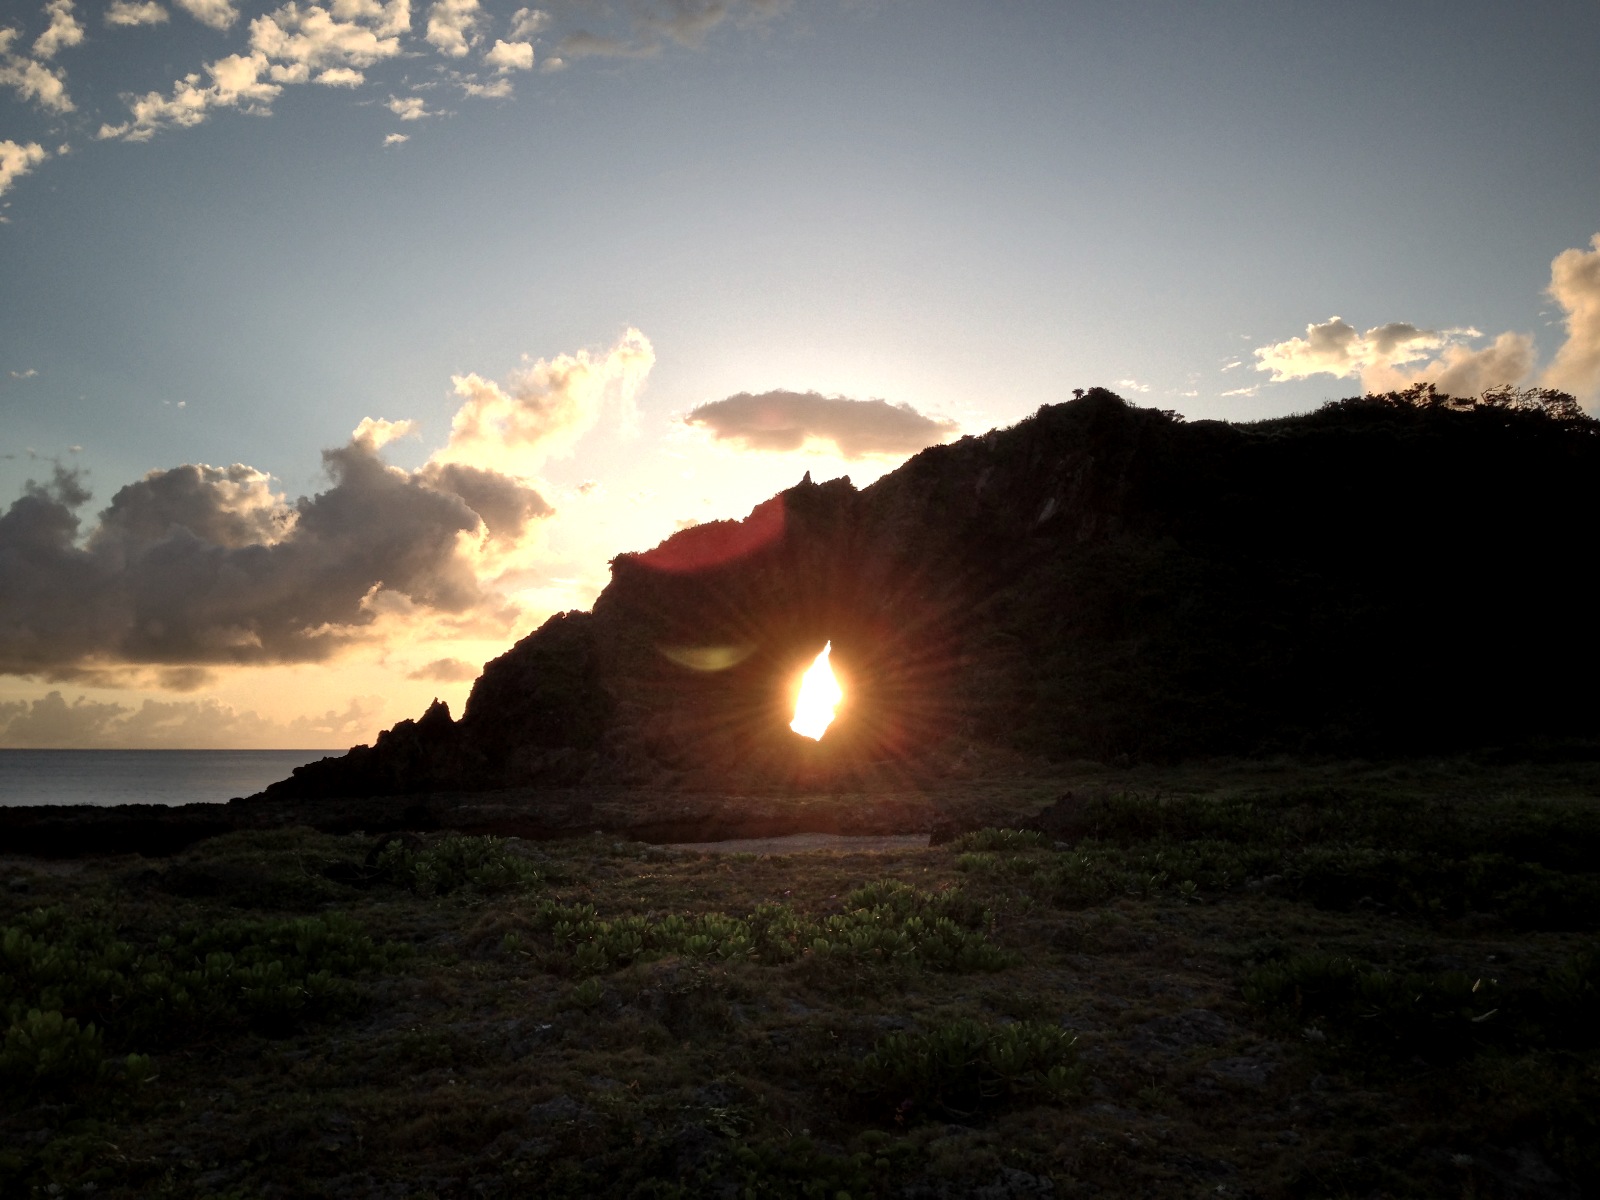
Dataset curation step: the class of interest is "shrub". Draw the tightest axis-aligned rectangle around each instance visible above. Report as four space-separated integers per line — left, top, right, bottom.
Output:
849 1018 1083 1120
1 908 401 1092
373 835 543 896
525 883 1007 978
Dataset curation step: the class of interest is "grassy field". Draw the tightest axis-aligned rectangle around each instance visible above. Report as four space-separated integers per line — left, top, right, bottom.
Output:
4 759 1599 1198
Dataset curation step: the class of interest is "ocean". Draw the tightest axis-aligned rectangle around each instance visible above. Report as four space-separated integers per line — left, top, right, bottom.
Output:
0 750 335 807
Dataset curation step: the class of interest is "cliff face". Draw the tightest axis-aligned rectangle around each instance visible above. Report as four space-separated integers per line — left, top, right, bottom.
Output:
265 388 1600 799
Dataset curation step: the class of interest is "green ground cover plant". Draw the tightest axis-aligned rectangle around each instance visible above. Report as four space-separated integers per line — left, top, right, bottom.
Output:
2 758 1599 1197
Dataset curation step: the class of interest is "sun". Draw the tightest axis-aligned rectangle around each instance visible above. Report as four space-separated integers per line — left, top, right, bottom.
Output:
789 642 842 740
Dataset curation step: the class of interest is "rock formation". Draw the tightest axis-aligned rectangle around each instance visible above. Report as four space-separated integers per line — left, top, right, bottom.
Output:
263 386 1600 801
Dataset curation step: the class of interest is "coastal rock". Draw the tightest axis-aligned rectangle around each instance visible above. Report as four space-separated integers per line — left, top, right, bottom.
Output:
260 387 1600 801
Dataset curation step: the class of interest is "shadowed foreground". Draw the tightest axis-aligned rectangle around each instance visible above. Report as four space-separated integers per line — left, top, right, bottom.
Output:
5 758 1598 1198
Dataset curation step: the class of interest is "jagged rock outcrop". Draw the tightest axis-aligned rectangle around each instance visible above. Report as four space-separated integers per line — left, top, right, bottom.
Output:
264 387 1600 801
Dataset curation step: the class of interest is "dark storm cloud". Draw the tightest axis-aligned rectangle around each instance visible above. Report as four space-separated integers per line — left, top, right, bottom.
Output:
0 437 552 676
684 391 960 459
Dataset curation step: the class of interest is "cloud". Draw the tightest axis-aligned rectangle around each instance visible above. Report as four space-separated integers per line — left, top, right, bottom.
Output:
2 0 793 200
250 1 408 73
1386 331 1536 397
425 0 478 56
328 0 410 37
0 331 647 680
462 75 511 97
1252 315 1533 396
0 689 383 748
0 140 49 199
1541 233 1600 404
33 0 85 58
435 328 655 474
106 0 169 25
172 0 238 30
556 29 655 59
382 130 408 144
98 0 407 140
557 0 786 59
98 52 279 140
485 38 532 71
387 93 428 118
406 656 478 681
683 390 960 458
0 435 546 675
507 6 547 38
418 460 553 540
0 49 74 113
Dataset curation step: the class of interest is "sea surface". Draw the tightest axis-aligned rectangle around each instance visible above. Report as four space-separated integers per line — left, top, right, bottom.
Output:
0 750 334 807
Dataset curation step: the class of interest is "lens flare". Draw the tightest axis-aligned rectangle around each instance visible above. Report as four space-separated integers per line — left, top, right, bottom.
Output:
789 641 842 740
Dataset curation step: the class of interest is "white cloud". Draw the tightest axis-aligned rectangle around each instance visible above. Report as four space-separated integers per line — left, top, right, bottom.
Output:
33 0 85 58
1254 317 1451 382
172 0 238 30
328 0 410 37
436 329 655 474
425 0 478 56
1540 233 1600 405
1371 331 1535 397
387 93 428 118
1218 385 1259 398
1251 315 1532 396
462 75 510 97
1114 378 1150 394
0 50 74 113
105 0 169 25
100 51 280 141
249 2 407 72
0 140 48 198
508 6 547 39
484 37 532 71
100 0 414 140
316 65 364 85
382 130 408 144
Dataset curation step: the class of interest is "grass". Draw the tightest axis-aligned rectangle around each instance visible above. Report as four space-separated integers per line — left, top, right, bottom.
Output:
3 758 1600 1197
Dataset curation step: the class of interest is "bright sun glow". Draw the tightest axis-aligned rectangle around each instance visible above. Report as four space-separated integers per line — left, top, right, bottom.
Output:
789 641 842 740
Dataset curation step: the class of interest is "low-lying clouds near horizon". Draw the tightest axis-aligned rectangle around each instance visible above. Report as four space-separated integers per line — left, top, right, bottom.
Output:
0 330 649 688
1250 235 1600 406
0 0 794 198
0 689 382 748
683 390 961 459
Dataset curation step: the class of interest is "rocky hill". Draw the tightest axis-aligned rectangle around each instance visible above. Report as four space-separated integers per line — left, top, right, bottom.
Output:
264 386 1600 800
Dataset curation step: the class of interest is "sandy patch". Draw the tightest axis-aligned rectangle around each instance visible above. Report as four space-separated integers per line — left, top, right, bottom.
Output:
663 832 930 855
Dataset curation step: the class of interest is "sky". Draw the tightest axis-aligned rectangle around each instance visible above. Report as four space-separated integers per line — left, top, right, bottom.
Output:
3 0 1600 748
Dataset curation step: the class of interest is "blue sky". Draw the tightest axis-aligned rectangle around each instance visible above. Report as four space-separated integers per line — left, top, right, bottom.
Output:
3 0 1599 746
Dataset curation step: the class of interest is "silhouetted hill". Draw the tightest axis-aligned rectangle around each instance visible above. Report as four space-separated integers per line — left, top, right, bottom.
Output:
265 386 1600 798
